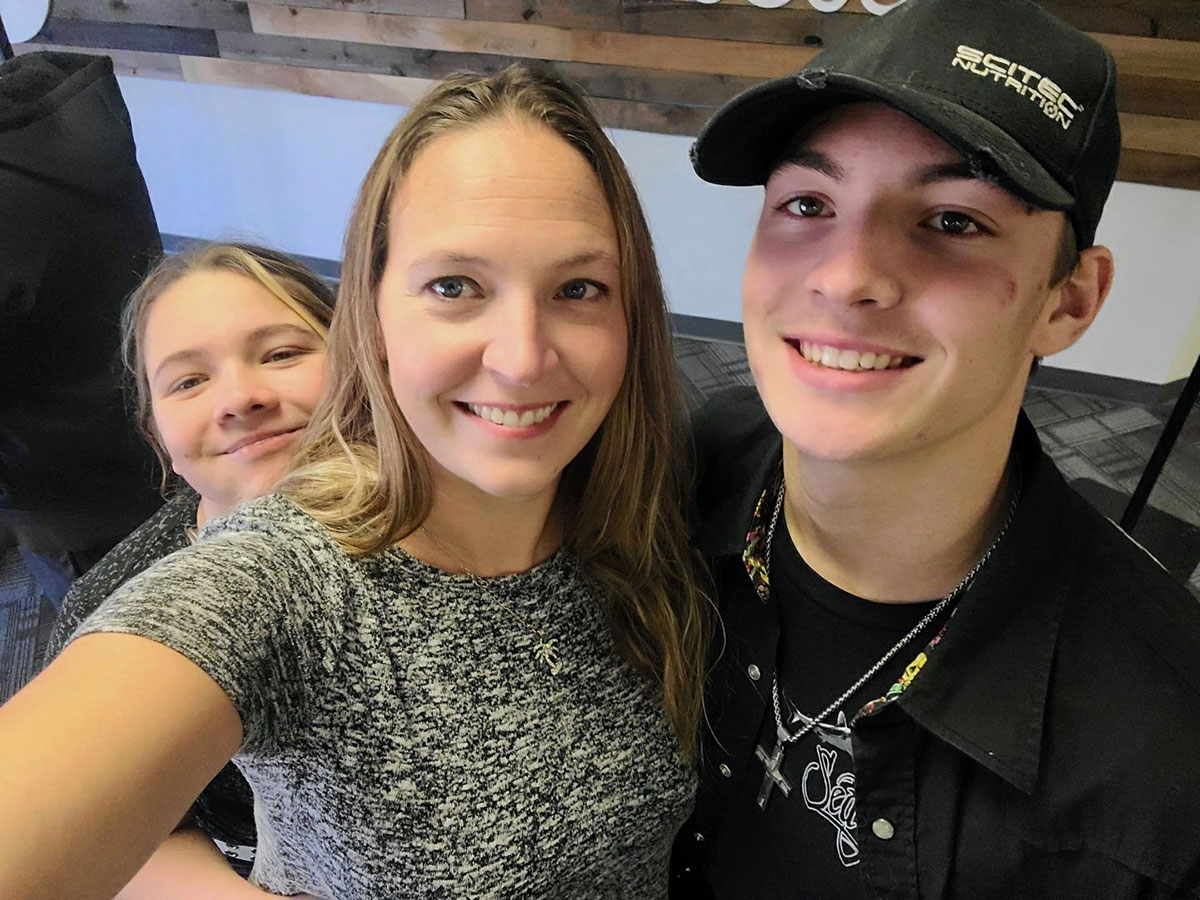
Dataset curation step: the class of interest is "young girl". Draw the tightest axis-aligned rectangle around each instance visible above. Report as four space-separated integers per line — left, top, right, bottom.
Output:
0 68 707 899
43 243 335 893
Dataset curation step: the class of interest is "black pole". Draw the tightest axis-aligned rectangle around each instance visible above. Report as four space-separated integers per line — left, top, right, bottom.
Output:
1120 352 1200 532
0 11 13 62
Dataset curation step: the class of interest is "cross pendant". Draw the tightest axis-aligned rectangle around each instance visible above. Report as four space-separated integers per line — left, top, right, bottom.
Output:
755 724 793 810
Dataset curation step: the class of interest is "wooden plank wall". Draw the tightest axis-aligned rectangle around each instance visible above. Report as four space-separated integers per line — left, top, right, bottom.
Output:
14 0 1200 190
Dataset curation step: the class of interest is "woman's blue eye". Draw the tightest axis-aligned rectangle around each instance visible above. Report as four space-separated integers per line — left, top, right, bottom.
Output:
430 277 468 299
559 280 602 301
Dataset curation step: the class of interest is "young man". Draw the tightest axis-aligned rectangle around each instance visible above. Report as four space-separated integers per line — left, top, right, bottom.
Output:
671 0 1200 897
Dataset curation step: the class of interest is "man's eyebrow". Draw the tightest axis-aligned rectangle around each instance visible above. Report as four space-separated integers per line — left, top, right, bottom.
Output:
913 161 985 186
774 148 845 181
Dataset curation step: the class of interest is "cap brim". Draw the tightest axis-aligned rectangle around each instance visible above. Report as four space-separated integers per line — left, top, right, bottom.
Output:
692 73 1074 212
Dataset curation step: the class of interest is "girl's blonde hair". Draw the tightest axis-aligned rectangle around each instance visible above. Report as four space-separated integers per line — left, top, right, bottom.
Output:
120 242 336 491
280 66 710 758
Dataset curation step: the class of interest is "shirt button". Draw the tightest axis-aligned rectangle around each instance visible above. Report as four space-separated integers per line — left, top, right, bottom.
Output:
872 818 896 841
747 664 761 681
719 763 732 778
693 831 706 843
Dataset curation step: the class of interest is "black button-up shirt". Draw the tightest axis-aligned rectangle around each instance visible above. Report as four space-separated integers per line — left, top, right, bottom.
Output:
671 387 1200 899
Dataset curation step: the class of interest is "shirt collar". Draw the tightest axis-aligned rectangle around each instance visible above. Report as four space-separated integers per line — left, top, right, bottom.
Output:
897 413 1067 793
693 393 782 560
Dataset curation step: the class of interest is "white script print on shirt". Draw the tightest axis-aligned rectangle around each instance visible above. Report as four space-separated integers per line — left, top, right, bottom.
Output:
789 705 860 867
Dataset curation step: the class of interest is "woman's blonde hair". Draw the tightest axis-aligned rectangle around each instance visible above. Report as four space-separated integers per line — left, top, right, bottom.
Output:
281 66 710 758
120 242 336 491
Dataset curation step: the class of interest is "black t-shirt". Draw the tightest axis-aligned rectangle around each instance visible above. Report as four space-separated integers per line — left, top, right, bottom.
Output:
704 519 949 899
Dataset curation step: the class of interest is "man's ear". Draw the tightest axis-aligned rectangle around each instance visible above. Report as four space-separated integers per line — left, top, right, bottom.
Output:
1031 244 1114 357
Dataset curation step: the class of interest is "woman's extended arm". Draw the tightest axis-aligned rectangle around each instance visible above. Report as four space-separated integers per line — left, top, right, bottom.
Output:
0 632 242 900
115 828 262 900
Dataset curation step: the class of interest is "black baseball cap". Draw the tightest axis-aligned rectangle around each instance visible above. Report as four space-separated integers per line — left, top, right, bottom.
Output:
691 0 1120 247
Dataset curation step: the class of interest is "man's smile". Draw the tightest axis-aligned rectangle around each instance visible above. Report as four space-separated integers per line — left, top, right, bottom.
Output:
785 338 922 373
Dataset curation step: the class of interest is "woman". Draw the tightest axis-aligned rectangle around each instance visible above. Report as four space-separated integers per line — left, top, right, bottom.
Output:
42 242 335 894
0 68 707 899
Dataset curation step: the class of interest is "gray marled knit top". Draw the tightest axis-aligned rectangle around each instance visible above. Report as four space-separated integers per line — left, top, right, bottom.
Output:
75 493 694 899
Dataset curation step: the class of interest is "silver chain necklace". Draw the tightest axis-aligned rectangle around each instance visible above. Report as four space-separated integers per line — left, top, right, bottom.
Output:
755 464 1020 810
418 525 562 675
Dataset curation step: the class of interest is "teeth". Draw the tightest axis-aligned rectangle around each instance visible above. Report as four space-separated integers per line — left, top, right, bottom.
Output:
467 402 559 427
799 342 910 373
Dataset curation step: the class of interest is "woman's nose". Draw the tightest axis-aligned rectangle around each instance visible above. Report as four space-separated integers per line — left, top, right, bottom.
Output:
480 299 559 386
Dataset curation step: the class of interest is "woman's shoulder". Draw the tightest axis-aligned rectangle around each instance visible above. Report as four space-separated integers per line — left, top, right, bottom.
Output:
184 495 373 612
197 493 345 562
80 495 351 653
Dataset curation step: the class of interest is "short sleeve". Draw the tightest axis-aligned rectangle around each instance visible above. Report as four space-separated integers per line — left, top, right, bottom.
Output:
70 514 335 754
45 489 197 664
